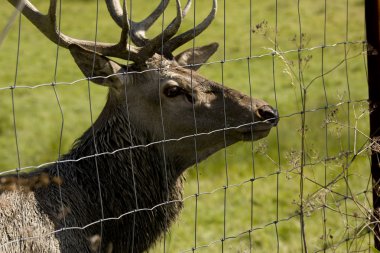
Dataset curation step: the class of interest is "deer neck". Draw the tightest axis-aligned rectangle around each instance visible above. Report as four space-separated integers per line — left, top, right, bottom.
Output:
58 93 184 213
37 95 185 252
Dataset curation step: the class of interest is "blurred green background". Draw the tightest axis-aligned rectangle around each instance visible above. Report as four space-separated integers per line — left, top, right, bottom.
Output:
0 0 371 252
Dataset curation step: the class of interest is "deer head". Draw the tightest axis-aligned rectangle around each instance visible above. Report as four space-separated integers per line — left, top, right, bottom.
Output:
8 0 279 170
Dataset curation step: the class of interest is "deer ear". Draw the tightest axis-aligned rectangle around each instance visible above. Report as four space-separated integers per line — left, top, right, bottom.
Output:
69 44 123 87
174 42 219 71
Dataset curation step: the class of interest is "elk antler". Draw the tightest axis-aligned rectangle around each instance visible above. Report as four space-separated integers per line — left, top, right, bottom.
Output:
7 0 217 63
7 0 142 61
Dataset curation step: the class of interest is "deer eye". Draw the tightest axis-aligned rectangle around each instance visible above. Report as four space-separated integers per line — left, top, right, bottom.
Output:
184 93 194 103
164 86 182 97
163 84 195 104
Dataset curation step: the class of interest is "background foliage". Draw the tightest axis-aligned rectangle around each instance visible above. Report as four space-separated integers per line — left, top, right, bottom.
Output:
0 0 371 252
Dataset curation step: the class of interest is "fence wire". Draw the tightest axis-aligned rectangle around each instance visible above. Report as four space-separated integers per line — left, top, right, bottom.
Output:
0 0 373 252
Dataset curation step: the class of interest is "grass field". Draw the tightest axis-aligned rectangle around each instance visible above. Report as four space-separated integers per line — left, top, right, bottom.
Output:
0 0 372 252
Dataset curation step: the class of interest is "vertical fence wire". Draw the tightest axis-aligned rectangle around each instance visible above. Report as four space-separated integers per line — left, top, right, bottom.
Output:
221 0 229 252
273 0 280 252
10 11 23 252
321 0 328 251
158 5 168 253
247 1 255 250
126 2 138 251
343 1 351 251
51 1 67 250
123 0 139 251
297 0 308 251
88 0 105 249
190 1 200 252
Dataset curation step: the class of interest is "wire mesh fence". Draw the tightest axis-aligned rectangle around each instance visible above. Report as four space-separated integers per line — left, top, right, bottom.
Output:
0 0 374 252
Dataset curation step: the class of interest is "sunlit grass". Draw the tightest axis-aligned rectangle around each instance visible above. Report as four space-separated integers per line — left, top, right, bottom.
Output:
0 0 371 252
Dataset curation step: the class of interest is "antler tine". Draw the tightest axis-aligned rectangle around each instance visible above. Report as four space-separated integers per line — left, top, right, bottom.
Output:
163 0 217 54
138 0 183 59
128 0 169 47
117 0 130 48
133 0 170 31
182 0 192 17
105 0 170 48
130 0 191 48
130 0 195 49
105 0 124 28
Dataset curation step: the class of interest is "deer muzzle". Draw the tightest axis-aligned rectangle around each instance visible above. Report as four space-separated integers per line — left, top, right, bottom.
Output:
256 105 279 127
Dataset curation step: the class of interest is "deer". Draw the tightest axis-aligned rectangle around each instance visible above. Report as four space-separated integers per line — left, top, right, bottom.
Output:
1 0 279 252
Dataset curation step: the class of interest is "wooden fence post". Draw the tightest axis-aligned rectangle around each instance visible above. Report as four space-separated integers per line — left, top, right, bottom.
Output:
365 0 380 249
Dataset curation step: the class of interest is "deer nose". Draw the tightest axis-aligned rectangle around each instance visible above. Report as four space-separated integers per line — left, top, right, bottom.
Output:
257 105 279 126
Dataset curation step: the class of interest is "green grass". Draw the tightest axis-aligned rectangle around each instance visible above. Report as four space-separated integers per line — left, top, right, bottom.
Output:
0 0 372 252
